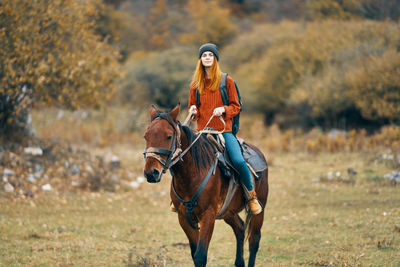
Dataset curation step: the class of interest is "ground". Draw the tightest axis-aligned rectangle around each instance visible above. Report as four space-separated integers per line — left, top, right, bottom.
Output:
1 149 399 266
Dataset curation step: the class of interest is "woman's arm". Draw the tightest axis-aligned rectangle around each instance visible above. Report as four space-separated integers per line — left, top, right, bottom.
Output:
188 84 200 121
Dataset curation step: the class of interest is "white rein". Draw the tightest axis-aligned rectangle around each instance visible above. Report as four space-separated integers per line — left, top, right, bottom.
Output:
167 111 225 168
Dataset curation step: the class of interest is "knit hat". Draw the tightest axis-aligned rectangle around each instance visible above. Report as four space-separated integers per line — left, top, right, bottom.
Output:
198 43 219 61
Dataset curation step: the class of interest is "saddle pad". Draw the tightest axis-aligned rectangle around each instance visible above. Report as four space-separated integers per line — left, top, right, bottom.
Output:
240 141 268 173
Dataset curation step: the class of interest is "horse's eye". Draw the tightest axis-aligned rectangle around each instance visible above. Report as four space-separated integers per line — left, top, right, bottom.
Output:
167 136 172 140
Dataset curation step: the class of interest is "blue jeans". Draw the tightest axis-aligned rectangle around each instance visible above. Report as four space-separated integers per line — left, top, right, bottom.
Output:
222 132 253 191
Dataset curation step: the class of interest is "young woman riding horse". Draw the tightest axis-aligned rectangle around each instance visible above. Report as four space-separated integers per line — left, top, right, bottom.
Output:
187 43 262 214
143 44 269 267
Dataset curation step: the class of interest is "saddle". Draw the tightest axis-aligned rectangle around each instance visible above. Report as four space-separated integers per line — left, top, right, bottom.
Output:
206 133 268 181
206 133 268 219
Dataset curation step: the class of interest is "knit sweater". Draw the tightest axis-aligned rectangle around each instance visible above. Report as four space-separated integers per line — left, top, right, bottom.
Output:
188 75 241 132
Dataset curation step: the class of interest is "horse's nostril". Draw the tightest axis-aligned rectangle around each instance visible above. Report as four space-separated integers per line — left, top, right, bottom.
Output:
151 169 160 177
144 169 160 182
143 169 160 182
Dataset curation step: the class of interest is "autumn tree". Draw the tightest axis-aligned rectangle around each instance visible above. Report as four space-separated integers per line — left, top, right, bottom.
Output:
146 0 171 50
0 0 121 142
222 20 400 128
305 0 400 21
348 50 400 123
306 0 360 20
357 0 400 21
180 0 237 47
95 2 137 61
119 46 196 110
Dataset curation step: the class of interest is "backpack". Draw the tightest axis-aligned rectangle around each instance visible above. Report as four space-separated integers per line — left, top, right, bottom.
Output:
195 73 242 135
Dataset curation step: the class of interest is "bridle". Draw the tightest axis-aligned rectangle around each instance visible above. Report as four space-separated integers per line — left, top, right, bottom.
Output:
143 112 183 174
143 111 225 175
143 110 226 230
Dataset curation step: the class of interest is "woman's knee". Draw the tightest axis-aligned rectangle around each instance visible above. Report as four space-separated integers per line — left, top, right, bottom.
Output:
231 157 246 168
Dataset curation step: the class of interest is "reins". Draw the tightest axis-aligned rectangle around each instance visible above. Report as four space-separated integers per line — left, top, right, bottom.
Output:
143 111 226 230
169 112 227 229
144 111 225 173
171 156 218 230
167 112 225 169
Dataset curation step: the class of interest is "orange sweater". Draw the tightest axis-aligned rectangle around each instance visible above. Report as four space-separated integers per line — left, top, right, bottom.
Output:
188 76 241 132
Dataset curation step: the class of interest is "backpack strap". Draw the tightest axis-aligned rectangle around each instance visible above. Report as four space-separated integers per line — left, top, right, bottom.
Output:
195 89 200 107
219 73 229 106
195 73 228 107
233 81 242 107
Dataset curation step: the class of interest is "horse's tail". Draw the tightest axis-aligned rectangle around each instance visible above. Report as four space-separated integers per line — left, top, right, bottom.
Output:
244 211 252 243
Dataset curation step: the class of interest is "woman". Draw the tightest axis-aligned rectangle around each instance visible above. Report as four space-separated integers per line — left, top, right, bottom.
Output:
187 43 262 215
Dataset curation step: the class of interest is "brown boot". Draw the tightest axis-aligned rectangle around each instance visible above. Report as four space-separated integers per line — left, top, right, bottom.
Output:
170 202 177 212
248 190 262 215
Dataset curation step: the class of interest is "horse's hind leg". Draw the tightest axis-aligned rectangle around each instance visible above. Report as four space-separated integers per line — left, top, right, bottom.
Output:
248 212 264 267
224 214 245 267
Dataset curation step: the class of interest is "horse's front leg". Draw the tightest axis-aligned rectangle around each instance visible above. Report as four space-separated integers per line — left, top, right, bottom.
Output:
193 210 216 267
178 213 199 260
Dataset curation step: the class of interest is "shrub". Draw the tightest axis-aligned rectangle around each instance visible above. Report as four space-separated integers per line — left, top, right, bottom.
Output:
119 46 196 109
222 20 400 129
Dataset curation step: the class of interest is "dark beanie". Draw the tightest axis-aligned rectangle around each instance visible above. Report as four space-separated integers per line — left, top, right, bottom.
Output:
198 43 219 61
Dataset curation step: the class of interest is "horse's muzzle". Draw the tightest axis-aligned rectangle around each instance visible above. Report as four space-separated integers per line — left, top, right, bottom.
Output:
144 168 162 183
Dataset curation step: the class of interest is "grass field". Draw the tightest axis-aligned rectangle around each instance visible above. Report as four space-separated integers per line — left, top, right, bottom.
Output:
1 149 399 266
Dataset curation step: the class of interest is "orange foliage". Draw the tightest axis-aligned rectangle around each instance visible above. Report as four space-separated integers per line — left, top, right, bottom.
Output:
0 0 121 109
180 0 237 47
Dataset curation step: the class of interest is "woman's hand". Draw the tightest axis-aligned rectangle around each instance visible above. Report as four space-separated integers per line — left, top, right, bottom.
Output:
189 105 198 115
213 107 225 117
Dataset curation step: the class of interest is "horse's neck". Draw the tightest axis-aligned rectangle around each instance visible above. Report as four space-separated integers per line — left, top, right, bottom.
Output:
170 129 205 196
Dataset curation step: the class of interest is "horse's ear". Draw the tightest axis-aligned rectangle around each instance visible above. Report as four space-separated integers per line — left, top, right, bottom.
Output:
149 105 157 120
170 103 180 121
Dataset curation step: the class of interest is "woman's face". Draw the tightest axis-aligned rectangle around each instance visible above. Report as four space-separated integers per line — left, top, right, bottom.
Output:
201 51 214 67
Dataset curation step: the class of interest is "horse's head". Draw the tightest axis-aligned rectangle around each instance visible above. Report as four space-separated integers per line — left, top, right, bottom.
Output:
143 104 181 183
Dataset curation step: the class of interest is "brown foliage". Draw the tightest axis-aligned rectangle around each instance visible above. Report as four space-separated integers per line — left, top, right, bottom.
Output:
179 0 237 47
223 20 400 127
0 1 121 108
0 0 121 139
348 50 400 122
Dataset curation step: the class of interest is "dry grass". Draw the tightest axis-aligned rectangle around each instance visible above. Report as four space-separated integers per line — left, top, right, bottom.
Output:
1 149 399 266
2 108 397 266
32 107 400 156
30 107 145 147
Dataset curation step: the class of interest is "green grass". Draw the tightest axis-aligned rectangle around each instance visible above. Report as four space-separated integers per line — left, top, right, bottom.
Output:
1 151 399 266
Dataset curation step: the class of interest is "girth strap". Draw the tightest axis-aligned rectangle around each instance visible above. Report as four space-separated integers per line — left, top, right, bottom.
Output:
216 175 239 219
172 155 218 230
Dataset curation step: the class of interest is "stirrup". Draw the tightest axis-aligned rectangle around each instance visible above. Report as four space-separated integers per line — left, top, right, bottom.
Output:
170 202 177 212
246 198 263 215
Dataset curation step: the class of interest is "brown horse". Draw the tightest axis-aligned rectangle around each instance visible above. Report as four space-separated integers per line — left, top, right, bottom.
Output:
143 105 268 267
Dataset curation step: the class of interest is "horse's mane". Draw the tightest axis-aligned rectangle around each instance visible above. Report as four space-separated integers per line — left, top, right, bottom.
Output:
181 125 216 171
152 110 215 171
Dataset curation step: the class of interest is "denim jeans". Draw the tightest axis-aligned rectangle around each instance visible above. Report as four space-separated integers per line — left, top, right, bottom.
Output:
222 132 253 191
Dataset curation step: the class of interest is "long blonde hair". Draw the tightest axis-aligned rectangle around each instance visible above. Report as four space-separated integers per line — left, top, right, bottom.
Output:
191 58 222 94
